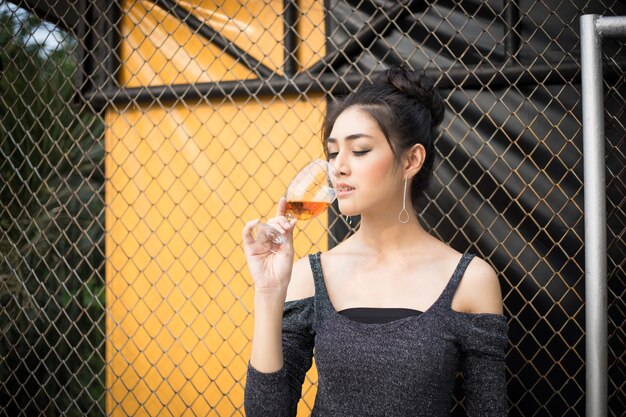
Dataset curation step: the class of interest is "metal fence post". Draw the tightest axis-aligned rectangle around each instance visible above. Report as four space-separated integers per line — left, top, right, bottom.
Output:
580 14 626 417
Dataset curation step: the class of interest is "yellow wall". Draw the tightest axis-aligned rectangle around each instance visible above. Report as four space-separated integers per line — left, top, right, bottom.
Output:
106 1 325 415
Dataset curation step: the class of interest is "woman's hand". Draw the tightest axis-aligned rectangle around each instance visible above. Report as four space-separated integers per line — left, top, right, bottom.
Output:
242 197 296 295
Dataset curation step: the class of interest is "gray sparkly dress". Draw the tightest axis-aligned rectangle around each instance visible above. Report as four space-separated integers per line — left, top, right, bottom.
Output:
245 252 508 416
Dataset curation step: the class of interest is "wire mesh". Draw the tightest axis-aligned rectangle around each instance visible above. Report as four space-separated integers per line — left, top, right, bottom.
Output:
0 3 106 416
0 0 625 416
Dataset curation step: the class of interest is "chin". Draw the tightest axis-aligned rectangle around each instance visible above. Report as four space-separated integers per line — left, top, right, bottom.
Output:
337 203 360 217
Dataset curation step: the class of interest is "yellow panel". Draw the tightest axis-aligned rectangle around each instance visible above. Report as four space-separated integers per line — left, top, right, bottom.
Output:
119 0 325 88
119 0 256 87
105 95 327 416
179 0 285 72
109 0 327 415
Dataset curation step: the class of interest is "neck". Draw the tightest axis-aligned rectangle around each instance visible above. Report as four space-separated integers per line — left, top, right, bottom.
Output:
352 211 430 255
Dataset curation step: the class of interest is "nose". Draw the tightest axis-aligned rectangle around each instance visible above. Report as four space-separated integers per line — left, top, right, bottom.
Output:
331 151 350 177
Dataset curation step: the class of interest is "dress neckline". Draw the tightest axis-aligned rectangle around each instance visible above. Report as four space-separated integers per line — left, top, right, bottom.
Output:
338 307 423 324
309 252 473 332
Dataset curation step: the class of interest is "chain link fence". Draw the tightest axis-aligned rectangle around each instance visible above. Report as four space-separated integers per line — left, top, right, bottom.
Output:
0 0 624 416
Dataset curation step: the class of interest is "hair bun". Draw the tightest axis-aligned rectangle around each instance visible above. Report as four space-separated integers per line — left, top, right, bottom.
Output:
384 66 445 127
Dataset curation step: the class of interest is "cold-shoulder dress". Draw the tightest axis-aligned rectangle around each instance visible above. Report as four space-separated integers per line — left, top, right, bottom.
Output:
245 252 508 416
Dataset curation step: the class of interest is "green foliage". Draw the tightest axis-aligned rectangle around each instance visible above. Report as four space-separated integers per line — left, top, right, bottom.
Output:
0 6 106 416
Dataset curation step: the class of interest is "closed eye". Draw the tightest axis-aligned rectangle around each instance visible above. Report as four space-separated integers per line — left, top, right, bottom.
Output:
326 150 370 160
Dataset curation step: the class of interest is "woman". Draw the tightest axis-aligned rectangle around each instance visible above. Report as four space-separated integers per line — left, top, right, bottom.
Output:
242 67 508 416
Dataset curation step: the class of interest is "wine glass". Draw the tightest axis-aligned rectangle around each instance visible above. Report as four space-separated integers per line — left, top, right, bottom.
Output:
253 159 337 252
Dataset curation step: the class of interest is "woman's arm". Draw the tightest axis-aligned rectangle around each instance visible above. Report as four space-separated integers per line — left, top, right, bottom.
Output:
245 296 315 417
250 290 289 372
454 256 508 416
459 314 508 416
242 199 316 416
242 198 296 372
244 262 315 417
250 256 315 372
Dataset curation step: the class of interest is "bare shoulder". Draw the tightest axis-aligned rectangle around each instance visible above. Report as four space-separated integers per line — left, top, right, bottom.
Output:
452 255 504 315
285 255 315 302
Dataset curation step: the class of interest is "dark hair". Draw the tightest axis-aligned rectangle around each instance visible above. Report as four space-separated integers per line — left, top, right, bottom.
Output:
323 66 445 209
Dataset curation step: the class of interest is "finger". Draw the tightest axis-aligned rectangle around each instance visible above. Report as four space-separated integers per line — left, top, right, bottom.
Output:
277 218 296 248
278 225 295 253
279 216 296 231
266 219 287 235
242 219 260 245
276 197 287 217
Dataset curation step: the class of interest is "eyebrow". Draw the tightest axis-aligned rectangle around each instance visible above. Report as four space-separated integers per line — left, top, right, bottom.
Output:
326 133 375 143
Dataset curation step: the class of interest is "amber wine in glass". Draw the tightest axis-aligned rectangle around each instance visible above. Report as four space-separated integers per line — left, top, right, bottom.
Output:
254 159 337 252
285 201 331 220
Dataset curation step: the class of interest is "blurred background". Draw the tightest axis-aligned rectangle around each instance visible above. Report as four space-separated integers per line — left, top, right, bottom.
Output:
0 0 624 416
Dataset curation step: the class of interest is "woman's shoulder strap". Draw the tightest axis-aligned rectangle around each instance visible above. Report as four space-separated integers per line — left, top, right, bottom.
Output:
439 252 476 307
307 251 336 316
307 252 326 295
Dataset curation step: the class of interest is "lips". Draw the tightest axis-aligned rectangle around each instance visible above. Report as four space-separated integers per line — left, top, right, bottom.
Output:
335 183 355 197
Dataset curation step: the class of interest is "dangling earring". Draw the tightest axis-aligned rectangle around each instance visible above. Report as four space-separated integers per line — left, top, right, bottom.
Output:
398 177 410 224
344 215 353 226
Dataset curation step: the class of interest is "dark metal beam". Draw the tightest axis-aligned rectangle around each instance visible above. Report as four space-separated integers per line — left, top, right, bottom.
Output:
504 0 521 58
283 0 299 76
72 0 120 105
84 59 625 109
86 72 363 109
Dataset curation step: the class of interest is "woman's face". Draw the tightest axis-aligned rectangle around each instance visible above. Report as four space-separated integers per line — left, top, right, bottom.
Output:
326 106 404 217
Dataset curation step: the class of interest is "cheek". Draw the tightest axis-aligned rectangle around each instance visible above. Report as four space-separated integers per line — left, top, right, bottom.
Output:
361 151 396 182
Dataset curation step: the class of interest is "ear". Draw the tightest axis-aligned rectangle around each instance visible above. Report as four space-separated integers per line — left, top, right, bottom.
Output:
403 143 426 178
